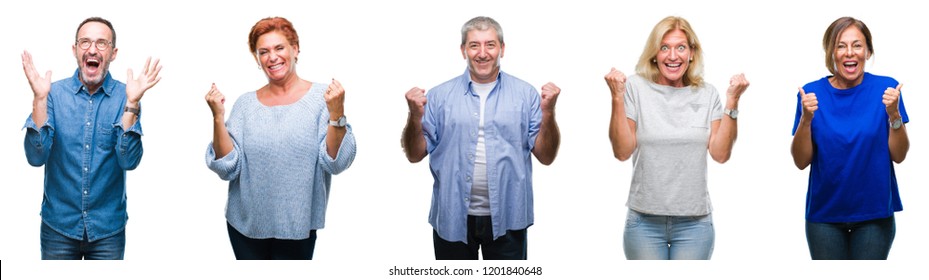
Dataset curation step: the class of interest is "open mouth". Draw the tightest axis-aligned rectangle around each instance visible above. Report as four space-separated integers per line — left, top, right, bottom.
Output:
842 61 858 72
268 63 284 71
85 58 100 70
665 63 682 70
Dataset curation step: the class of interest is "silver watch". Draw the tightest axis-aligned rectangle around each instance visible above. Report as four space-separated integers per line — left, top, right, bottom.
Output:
890 118 903 130
329 115 347 127
724 108 738 120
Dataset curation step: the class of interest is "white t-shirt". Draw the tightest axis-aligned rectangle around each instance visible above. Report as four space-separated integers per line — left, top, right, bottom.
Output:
468 81 496 216
623 75 723 216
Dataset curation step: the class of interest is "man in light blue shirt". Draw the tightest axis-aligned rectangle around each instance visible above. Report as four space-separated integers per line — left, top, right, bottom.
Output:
402 16 561 260
22 17 162 260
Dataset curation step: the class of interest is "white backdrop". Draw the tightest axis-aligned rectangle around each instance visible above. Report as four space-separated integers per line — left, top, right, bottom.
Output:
1 0 924 279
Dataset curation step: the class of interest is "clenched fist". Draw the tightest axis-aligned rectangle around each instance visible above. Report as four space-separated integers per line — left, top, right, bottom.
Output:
727 73 749 100
405 87 427 118
799 87 818 119
604 67 627 99
325 79 346 119
883 84 903 116
205 83 226 118
541 82 560 112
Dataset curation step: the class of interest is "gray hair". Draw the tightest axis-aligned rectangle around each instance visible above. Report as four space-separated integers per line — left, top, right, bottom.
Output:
460 16 504 46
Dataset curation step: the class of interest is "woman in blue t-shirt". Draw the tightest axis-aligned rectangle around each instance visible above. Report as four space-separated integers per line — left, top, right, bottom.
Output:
791 16 910 260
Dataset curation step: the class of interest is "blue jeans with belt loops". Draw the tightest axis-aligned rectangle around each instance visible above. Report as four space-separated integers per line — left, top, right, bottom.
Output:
623 209 715 260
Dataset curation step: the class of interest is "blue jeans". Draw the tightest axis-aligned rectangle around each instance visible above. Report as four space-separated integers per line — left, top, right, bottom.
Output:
623 209 714 260
433 215 527 260
40 222 125 260
806 215 895 260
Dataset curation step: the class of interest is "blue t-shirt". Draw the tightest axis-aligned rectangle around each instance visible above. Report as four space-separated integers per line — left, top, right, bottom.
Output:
792 73 908 223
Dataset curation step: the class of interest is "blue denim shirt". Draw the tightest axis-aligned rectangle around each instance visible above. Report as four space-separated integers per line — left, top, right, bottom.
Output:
23 69 143 242
423 70 541 243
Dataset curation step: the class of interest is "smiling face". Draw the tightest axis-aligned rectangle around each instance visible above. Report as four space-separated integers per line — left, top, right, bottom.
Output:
655 29 691 87
254 31 298 82
831 26 870 88
72 21 117 93
461 28 504 84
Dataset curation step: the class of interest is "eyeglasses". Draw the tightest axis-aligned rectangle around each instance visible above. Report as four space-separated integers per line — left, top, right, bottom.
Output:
76 38 112 50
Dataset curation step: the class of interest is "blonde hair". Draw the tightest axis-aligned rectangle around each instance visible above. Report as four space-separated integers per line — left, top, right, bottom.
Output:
635 16 704 87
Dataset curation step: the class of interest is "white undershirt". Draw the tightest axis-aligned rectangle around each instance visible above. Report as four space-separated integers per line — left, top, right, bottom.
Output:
469 81 496 216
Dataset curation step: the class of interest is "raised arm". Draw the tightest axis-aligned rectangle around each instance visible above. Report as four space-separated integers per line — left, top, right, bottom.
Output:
708 73 749 163
325 79 348 159
401 87 428 163
206 83 234 159
884 84 909 163
605 68 636 161
122 57 162 129
22 50 54 166
791 87 817 169
532 82 561 165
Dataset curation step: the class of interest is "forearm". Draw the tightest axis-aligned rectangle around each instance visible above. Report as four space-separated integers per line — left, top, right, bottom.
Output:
401 113 427 163
212 116 234 159
326 125 347 159
32 97 48 127
609 98 635 161
888 122 909 163
120 101 139 131
791 118 814 169
533 110 560 165
709 118 736 163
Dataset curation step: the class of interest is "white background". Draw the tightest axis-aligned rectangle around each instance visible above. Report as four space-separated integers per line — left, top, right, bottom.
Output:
1 0 924 278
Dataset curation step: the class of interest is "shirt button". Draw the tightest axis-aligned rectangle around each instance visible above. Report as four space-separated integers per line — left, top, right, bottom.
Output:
466 176 471 182
83 211 87 216
86 122 91 126
464 197 469 202
83 190 88 195
85 145 90 149
89 100 93 104
468 153 474 160
84 167 88 172
473 113 478 117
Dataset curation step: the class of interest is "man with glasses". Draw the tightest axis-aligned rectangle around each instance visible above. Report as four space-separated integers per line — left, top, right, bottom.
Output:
21 17 162 260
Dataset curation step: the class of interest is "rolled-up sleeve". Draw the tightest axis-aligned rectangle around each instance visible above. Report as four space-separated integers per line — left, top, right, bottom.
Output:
319 124 356 175
23 116 54 167
115 114 144 170
206 140 242 181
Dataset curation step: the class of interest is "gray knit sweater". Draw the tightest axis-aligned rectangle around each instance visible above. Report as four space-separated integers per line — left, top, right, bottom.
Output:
206 83 356 239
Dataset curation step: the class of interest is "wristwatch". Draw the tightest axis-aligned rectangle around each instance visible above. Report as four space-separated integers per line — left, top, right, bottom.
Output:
124 106 141 116
890 118 903 130
329 115 347 127
724 108 738 120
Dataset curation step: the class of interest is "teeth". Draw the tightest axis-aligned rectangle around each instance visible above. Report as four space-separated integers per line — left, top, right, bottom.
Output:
666 63 681 67
844 62 857 66
269 64 283 70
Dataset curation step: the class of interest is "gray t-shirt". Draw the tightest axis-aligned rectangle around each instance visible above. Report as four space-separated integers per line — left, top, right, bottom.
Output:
624 75 722 216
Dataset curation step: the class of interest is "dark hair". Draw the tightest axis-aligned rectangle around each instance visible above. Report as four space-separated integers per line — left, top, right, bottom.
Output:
75 17 116 47
823 17 873 75
248 17 300 55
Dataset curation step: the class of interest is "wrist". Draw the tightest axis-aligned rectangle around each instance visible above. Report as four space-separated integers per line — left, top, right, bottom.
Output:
329 112 344 122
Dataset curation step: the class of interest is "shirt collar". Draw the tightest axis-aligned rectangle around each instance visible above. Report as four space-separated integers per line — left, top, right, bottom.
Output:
68 68 116 96
460 68 503 95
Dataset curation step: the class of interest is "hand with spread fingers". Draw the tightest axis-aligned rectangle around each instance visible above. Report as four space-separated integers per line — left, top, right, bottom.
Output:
126 57 163 105
22 50 52 100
